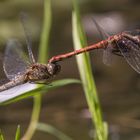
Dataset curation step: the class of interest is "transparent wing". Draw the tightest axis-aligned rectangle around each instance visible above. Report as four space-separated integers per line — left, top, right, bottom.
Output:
92 18 109 39
3 39 29 80
92 18 113 66
103 43 114 66
117 36 140 73
20 13 35 63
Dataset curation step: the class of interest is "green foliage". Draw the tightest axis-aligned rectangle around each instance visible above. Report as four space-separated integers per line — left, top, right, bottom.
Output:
21 0 80 140
0 130 4 140
0 79 80 105
0 125 21 140
39 0 52 62
37 123 73 140
72 0 108 140
0 0 108 139
15 125 20 140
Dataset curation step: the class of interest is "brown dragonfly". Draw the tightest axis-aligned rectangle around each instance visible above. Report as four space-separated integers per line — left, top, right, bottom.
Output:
0 31 61 92
0 21 140 92
49 29 140 74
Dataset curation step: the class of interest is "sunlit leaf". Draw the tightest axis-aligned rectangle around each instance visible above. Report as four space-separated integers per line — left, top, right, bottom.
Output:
0 79 80 105
72 0 108 140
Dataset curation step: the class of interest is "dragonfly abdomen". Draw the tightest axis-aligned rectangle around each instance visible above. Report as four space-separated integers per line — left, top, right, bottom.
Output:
0 76 25 92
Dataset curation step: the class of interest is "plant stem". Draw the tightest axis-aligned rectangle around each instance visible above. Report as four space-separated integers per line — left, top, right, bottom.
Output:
72 0 108 140
21 0 52 139
21 95 41 140
39 0 52 62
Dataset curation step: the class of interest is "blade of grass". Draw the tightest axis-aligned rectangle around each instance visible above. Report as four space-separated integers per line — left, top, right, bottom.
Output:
15 125 20 140
38 0 52 62
21 93 41 140
21 0 52 140
0 79 80 105
0 130 4 140
37 123 73 140
72 0 108 140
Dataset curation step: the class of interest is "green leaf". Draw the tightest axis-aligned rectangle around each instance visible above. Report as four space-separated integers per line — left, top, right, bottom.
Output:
21 0 53 139
38 0 52 63
0 130 4 140
72 0 108 140
0 79 80 105
15 125 20 140
37 123 73 140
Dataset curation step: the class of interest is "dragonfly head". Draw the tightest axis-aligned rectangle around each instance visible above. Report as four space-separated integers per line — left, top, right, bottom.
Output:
47 62 61 76
26 63 61 83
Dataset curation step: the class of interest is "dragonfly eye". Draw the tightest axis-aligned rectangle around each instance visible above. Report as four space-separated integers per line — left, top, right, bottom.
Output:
47 63 61 75
117 38 132 53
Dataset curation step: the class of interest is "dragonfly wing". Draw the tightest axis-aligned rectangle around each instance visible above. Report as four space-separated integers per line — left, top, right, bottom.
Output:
103 43 113 66
92 18 110 39
117 37 140 73
20 13 36 63
3 39 29 80
92 18 113 66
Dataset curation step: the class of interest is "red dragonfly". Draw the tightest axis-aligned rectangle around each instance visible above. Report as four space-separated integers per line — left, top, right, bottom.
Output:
48 29 140 74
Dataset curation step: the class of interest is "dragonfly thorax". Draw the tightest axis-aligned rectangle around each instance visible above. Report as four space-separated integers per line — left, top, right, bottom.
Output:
25 63 61 82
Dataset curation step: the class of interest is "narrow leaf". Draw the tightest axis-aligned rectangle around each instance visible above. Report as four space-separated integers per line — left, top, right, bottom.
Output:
0 130 4 140
72 0 108 140
37 123 73 140
0 79 80 105
15 125 20 140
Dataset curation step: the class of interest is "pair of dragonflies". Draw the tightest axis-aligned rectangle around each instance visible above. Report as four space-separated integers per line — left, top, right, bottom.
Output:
0 20 140 92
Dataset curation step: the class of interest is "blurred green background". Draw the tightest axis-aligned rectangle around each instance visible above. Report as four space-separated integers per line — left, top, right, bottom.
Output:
0 0 140 140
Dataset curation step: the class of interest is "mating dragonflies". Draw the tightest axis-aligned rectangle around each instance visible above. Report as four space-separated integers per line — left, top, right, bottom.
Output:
0 34 61 92
0 21 140 92
49 30 140 74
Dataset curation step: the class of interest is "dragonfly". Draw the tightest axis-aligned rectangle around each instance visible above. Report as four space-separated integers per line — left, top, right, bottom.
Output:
0 25 61 92
48 29 140 74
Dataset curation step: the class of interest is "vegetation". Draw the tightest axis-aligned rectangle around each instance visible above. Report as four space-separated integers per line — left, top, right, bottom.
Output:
0 0 107 140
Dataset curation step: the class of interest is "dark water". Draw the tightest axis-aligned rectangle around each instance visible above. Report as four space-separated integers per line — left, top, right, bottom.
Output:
0 0 140 140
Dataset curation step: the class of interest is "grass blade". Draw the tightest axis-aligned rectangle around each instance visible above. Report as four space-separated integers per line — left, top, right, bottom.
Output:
37 123 73 140
72 0 108 140
0 79 80 105
0 130 4 140
21 0 52 139
15 125 21 140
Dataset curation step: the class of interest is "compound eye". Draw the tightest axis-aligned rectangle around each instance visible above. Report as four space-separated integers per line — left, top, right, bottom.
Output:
47 63 61 75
